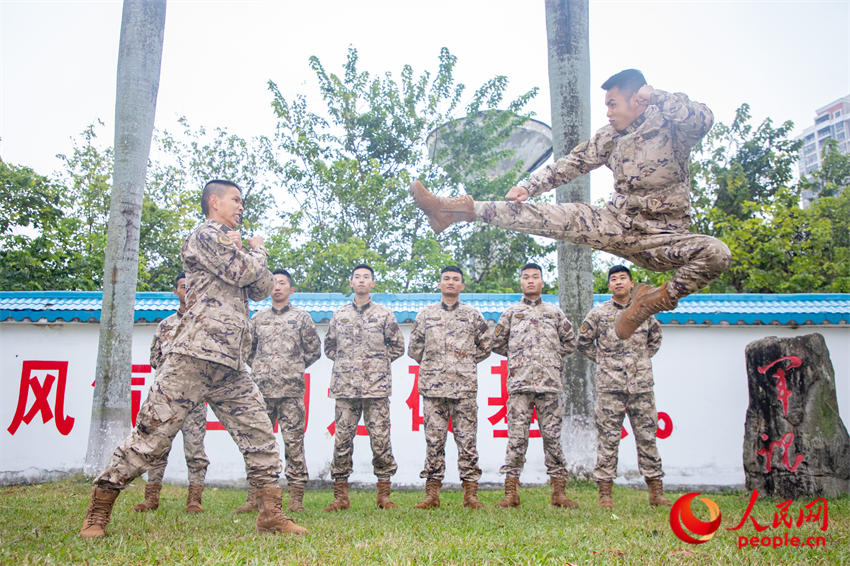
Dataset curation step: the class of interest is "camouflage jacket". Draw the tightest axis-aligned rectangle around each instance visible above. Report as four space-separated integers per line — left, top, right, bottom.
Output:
324 300 405 399
577 299 662 393
248 305 322 398
517 89 713 233
491 298 576 394
150 312 182 370
169 219 274 370
407 301 492 399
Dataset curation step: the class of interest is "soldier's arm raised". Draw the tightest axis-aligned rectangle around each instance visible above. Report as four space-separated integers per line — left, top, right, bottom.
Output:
187 226 273 289
649 88 714 147
407 312 425 364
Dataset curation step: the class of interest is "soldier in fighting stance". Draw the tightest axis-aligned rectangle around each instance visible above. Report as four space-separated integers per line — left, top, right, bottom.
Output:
578 265 670 509
411 69 730 340
408 266 491 509
80 180 307 538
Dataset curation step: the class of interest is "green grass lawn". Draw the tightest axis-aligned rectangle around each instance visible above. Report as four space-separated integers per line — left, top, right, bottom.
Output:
1 477 847 565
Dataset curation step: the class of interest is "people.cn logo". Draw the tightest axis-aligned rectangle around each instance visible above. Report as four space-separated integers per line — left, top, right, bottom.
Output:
669 492 723 544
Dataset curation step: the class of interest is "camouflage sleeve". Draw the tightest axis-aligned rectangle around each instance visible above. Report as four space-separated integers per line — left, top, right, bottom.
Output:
576 310 598 362
518 129 612 198
301 315 322 368
149 323 164 369
646 315 662 358
324 313 338 361
473 312 492 363
245 263 274 301
384 313 405 362
491 311 510 357
187 227 272 289
650 89 714 148
407 312 426 364
558 313 577 357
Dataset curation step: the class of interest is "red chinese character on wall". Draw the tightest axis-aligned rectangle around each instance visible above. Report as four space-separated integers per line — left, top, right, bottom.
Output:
487 360 540 439
620 411 674 439
7 360 75 436
406 365 452 433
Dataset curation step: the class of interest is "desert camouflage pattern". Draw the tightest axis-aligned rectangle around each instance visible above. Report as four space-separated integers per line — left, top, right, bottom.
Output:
95 353 281 490
169 219 274 370
145 312 209 485
264 397 309 484
491 298 576 394
330 398 398 481
499 392 567 479
420 396 482 482
593 391 663 481
475 90 730 299
249 305 321 398
408 301 492 398
325 300 404 398
577 300 662 393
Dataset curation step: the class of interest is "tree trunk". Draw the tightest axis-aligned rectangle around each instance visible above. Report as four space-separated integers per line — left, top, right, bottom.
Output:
84 0 167 476
545 0 595 475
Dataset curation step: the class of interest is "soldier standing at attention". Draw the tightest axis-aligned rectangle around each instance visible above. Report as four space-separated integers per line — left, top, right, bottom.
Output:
234 269 321 514
491 263 578 509
411 69 730 339
407 266 492 509
578 265 670 509
80 179 307 538
323 264 405 511
133 272 210 514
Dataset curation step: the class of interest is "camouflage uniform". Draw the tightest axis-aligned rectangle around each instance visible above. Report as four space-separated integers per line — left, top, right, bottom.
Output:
577 299 663 481
94 219 281 490
492 298 576 478
249 305 321 484
475 90 730 299
145 311 209 485
325 300 404 481
408 301 492 482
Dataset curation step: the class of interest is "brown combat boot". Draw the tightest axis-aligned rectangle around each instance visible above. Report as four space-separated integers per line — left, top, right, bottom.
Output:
597 480 614 510
461 480 485 509
133 483 161 512
550 476 579 508
376 480 398 509
234 486 258 513
80 487 120 539
256 487 308 535
186 484 203 513
646 478 672 507
410 180 474 234
323 480 350 512
615 282 678 339
414 479 441 509
288 482 306 513
495 477 521 508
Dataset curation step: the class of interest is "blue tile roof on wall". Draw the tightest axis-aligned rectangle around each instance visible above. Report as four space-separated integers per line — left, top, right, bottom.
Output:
0 291 848 326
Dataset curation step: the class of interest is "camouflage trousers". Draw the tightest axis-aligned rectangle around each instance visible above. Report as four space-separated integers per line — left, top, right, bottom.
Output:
475 201 731 298
146 399 209 485
420 396 482 482
265 397 308 485
499 392 567 478
95 353 281 490
594 390 663 482
330 398 398 481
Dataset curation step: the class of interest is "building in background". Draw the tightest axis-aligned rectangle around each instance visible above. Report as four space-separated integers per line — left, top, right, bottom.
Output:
796 95 850 206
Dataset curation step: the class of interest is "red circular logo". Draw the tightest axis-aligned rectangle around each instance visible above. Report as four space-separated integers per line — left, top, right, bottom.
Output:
669 492 722 545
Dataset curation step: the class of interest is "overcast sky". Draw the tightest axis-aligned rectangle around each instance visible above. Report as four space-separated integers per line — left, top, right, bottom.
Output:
2 0 848 202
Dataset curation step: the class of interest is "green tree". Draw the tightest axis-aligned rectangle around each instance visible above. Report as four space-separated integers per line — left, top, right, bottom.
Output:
267 47 552 293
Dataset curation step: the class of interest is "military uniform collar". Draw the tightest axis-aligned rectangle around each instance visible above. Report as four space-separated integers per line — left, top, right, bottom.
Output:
352 299 372 313
611 298 630 310
522 297 542 306
272 304 291 315
441 300 460 311
617 113 647 135
207 218 227 232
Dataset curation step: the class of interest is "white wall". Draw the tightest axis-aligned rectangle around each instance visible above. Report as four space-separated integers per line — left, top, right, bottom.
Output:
1 320 847 487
